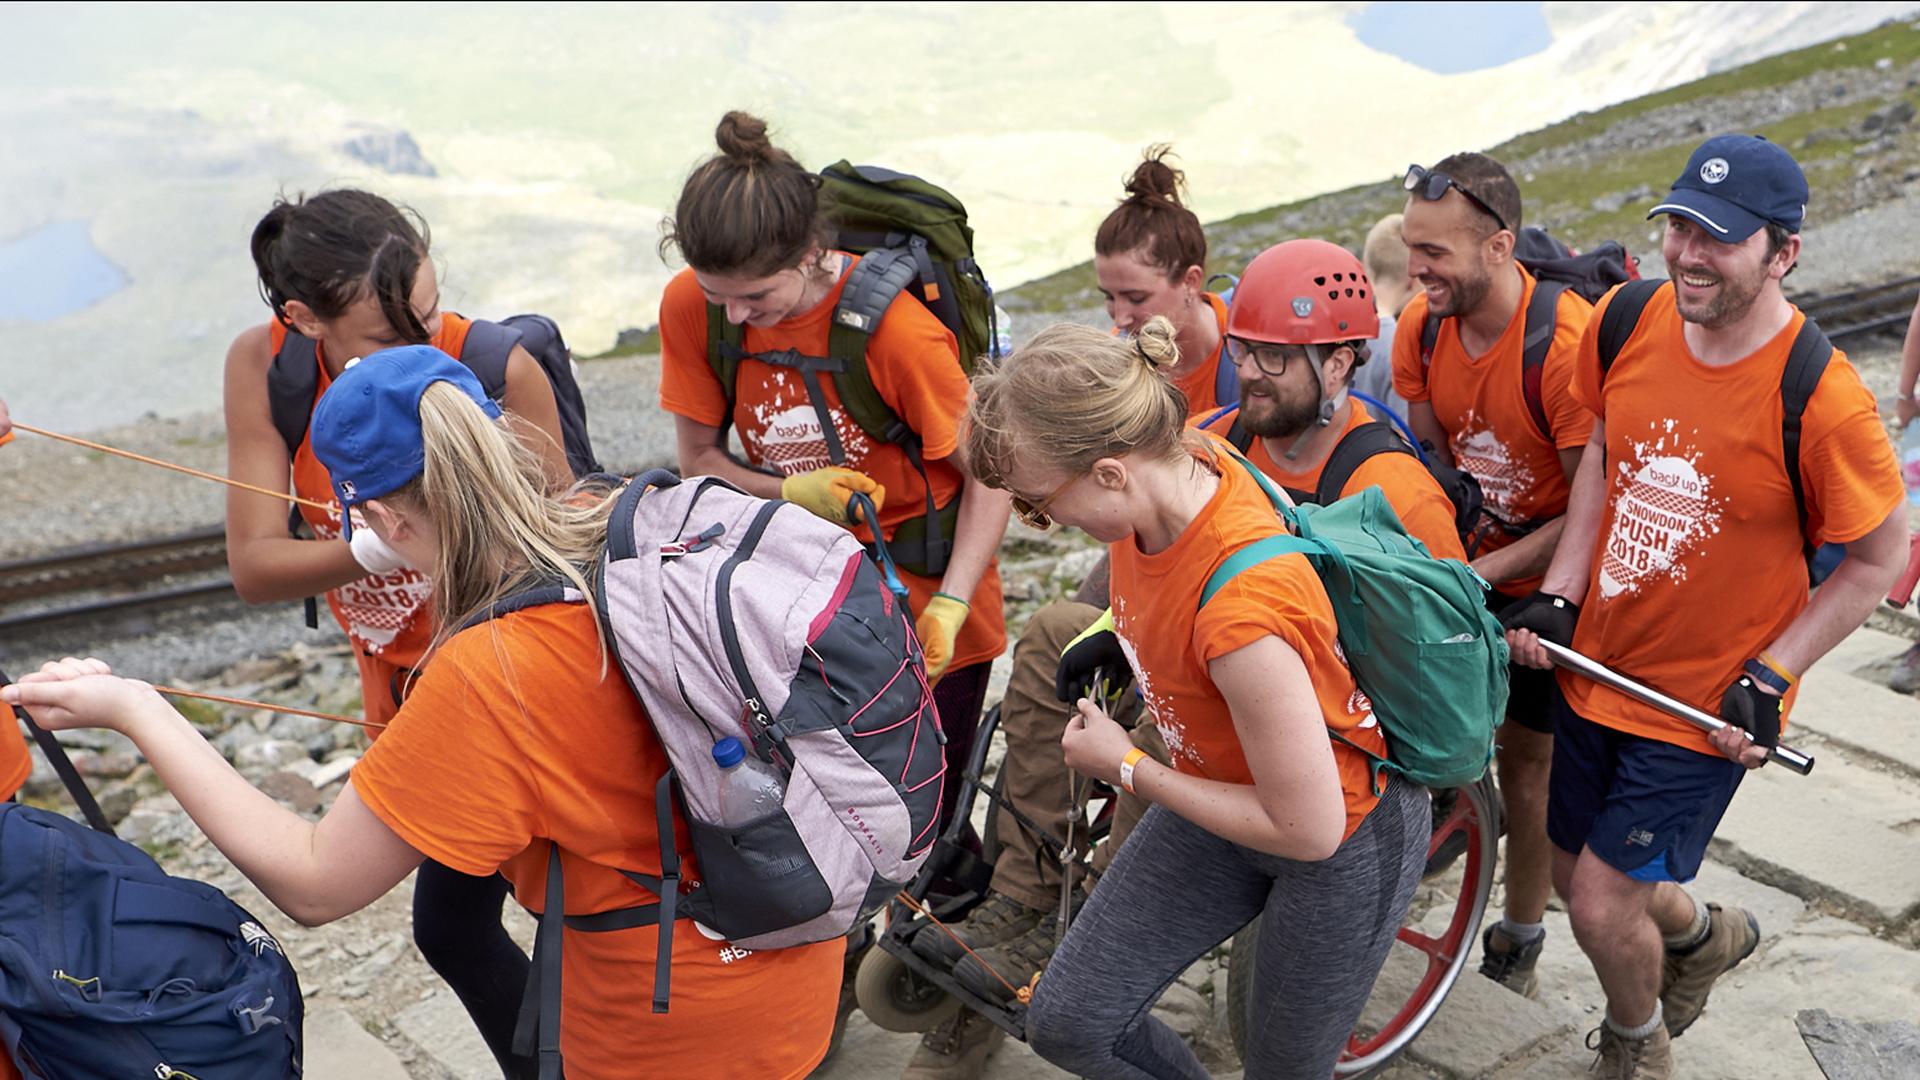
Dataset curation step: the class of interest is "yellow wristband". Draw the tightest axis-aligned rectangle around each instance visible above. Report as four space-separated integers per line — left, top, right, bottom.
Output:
1756 650 1797 687
1119 748 1149 794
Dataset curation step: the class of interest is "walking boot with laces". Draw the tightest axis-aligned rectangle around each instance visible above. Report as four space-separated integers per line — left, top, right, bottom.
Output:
1478 923 1544 998
909 890 1046 970
1586 1023 1674 1079
1661 902 1759 1037
899 1008 1007 1080
950 910 1064 1007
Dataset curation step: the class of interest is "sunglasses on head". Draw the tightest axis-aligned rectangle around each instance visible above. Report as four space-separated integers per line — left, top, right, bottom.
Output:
1404 164 1511 235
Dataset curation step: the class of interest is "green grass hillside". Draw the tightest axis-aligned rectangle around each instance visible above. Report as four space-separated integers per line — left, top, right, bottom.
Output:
1005 17 1920 317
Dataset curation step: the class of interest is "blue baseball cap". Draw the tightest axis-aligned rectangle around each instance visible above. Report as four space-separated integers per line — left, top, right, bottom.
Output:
310 345 500 537
1647 134 1807 243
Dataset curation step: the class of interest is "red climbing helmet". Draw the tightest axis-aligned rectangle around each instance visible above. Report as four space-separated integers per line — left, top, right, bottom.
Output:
1226 239 1381 346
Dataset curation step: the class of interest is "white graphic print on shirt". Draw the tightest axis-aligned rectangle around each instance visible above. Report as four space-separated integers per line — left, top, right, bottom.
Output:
1598 423 1723 600
1332 639 1380 730
1113 596 1197 769
1451 420 1536 521
743 370 875 477
313 513 431 652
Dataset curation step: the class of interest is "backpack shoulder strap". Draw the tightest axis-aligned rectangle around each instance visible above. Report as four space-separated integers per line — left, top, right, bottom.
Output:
1315 421 1415 507
1200 534 1313 609
456 317 521 400
1780 315 1835 559
1419 312 1441 369
825 249 917 445
267 328 322 455
454 583 581 634
705 303 748 424
1595 279 1665 378
1520 281 1568 442
1212 349 1240 410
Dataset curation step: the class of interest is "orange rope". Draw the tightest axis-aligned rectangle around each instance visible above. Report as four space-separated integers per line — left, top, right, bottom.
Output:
895 891 1035 1005
155 686 384 730
14 423 333 512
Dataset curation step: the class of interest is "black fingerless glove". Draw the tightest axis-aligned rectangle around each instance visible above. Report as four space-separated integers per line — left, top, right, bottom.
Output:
1719 675 1782 750
1498 591 1581 648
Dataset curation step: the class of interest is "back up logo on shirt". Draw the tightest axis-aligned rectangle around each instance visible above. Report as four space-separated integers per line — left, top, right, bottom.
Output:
746 398 874 477
1599 429 1722 600
1452 422 1536 521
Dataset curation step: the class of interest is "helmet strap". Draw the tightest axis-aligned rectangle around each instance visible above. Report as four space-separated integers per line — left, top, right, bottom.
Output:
1283 344 1345 460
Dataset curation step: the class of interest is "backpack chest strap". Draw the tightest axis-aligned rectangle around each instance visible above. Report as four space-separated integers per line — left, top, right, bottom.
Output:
716 343 856 465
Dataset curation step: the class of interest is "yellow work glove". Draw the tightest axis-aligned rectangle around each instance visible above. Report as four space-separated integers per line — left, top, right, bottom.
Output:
916 592 971 684
780 467 886 526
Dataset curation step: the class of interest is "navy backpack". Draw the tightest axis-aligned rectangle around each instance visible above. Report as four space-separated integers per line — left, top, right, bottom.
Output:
0 801 304 1078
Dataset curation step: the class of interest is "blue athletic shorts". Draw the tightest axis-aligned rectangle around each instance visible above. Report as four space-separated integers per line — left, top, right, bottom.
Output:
1545 696 1746 883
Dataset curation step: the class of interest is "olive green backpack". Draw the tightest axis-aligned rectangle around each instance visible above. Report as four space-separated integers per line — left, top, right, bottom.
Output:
1199 451 1509 790
704 162 998 578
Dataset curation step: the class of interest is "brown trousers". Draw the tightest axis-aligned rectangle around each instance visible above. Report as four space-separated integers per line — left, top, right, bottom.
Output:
989 599 1167 911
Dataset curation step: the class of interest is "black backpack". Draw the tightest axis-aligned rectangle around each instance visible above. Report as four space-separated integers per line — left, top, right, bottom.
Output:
1213 412 1487 545
268 313 601 477
1593 279 1834 579
702 163 997 579
267 313 602 629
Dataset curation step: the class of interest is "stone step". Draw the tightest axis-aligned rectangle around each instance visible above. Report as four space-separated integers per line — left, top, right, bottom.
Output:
1711 731 1920 926
1792 626 1920 776
305 1006 413 1080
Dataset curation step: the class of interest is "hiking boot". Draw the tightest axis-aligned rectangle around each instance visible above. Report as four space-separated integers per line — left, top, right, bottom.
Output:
1585 1023 1674 1079
1660 903 1760 1037
951 910 1065 1007
909 891 1045 970
1424 788 1469 879
899 1008 1007 1080
1478 924 1544 998
1890 644 1920 695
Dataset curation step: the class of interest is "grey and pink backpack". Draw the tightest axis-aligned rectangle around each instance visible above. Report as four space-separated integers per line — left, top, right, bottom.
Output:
470 470 943 1078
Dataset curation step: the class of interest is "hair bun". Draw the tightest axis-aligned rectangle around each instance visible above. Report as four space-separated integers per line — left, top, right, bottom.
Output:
1134 316 1182 370
1122 145 1186 208
715 110 778 163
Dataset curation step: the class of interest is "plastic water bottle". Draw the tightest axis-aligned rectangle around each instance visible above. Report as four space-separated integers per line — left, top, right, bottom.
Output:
712 737 785 826
1903 422 1920 513
992 305 1013 359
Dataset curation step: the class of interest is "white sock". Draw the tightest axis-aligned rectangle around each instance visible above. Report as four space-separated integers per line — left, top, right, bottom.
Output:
1606 1002 1664 1041
1498 919 1546 943
1662 895 1711 952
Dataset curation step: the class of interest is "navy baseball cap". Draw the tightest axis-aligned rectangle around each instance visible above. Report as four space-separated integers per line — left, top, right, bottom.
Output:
310 345 500 537
1647 134 1808 243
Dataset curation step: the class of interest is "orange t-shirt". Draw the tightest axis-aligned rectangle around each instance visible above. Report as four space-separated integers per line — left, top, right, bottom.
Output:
1391 265 1596 593
1167 292 1232 417
1107 431 1388 841
0 713 29 801
274 316 476 731
1197 404 1469 563
657 260 1006 671
352 603 841 1080
1562 286 1905 756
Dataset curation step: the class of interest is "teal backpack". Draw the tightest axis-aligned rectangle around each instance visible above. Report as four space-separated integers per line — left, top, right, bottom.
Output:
1199 451 1508 789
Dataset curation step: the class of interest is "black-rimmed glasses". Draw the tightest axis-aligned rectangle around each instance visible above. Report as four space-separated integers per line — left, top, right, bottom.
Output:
1404 164 1511 234
1225 336 1298 377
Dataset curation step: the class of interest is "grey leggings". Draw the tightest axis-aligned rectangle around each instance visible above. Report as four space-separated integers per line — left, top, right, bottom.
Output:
1026 778 1428 1079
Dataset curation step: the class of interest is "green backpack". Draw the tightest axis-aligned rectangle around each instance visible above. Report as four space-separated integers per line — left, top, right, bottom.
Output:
1198 451 1508 790
704 162 997 579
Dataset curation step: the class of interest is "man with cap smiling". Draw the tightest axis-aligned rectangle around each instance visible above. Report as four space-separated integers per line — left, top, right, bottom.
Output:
1502 135 1908 1077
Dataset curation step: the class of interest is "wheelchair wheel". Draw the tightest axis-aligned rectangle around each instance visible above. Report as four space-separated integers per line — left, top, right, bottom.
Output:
855 939 964 1033
1226 774 1499 1076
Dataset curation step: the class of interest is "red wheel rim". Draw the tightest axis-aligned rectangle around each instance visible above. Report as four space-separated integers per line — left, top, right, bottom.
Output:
1338 788 1484 1066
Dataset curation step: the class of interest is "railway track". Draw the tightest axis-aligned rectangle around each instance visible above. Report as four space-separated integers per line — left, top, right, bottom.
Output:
1796 273 1920 343
0 526 241 636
